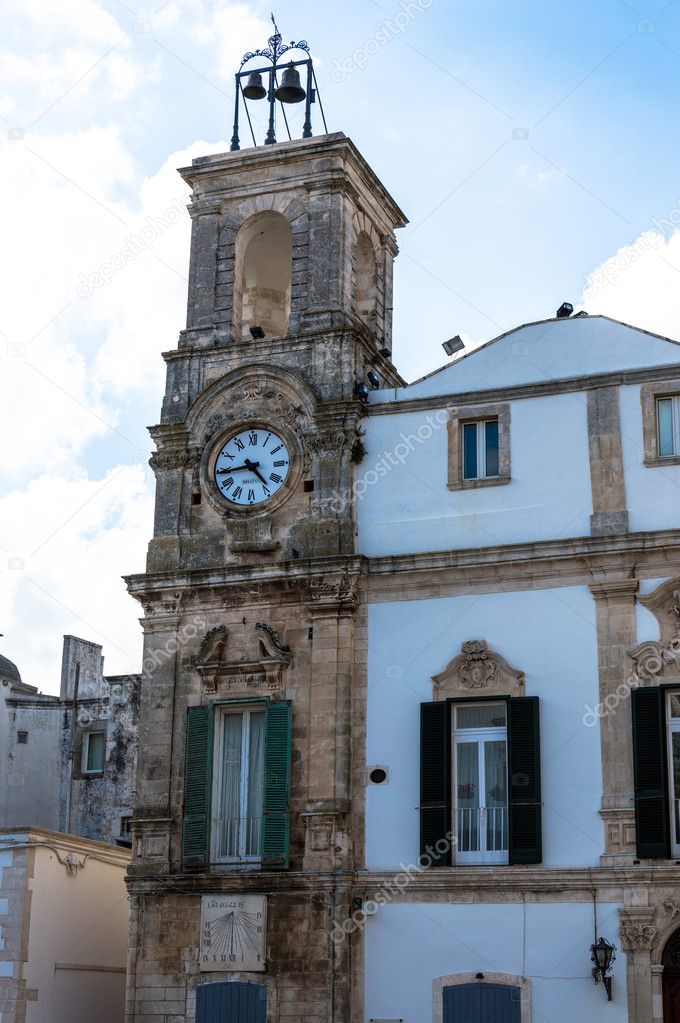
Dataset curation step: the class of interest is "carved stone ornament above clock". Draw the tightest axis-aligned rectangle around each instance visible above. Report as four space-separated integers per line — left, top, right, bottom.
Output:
191 622 293 694
432 640 525 701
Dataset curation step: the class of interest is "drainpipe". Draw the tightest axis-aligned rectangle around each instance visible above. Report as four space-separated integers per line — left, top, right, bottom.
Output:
64 662 80 834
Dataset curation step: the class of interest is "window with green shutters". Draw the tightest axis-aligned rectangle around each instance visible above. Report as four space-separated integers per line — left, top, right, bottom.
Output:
182 699 292 869
420 696 542 866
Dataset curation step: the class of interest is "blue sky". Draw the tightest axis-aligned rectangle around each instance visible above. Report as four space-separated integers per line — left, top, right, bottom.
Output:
2 0 680 689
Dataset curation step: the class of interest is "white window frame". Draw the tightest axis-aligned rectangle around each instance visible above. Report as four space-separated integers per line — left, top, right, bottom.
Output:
666 691 680 858
212 705 265 865
452 702 509 866
657 395 680 458
82 730 106 774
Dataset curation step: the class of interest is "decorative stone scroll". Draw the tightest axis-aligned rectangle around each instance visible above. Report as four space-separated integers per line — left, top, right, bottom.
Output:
192 622 293 694
628 577 680 683
432 640 525 701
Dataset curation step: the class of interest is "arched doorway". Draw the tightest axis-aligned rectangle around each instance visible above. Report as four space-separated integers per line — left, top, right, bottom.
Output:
663 928 680 1021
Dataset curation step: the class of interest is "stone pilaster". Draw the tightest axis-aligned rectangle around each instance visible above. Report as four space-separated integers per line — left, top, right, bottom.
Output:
590 579 639 862
587 385 629 536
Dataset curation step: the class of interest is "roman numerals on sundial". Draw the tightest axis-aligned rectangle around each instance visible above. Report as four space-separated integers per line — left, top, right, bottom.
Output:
213 427 291 507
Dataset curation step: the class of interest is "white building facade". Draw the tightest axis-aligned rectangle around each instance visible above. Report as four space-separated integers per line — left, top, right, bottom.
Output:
358 315 680 1023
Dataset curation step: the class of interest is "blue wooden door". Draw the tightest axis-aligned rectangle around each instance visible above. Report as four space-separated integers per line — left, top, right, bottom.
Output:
196 981 266 1023
443 983 521 1022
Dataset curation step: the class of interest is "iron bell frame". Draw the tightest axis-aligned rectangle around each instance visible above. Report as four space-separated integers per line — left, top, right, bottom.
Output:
230 18 327 151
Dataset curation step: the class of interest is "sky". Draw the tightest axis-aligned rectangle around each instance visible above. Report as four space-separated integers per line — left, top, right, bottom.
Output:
2 0 680 692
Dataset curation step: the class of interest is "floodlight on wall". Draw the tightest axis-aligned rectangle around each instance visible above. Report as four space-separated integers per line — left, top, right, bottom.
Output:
250 325 265 339
230 14 328 151
442 335 465 357
367 371 380 390
379 347 391 358
556 302 574 319
590 937 616 1001
355 381 369 403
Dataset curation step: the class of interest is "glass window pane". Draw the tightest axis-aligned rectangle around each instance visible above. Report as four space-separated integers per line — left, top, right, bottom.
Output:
456 703 506 729
485 738 508 852
484 419 499 477
219 713 243 858
463 422 478 480
456 741 479 852
246 712 265 857
669 694 680 719
86 732 105 771
658 398 675 456
673 732 680 845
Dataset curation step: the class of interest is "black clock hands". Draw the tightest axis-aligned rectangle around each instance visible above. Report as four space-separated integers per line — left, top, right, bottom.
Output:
244 458 268 486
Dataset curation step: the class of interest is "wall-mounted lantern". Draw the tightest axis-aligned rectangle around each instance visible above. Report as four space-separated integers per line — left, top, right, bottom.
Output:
591 936 616 1001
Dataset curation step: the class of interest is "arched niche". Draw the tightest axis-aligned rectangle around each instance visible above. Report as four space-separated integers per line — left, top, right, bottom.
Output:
234 211 292 341
354 229 378 328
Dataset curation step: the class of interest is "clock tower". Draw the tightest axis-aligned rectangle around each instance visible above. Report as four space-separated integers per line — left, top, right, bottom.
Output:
125 131 406 1021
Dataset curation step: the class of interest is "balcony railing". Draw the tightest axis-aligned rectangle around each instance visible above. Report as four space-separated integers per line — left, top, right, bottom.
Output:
213 815 262 862
456 806 508 855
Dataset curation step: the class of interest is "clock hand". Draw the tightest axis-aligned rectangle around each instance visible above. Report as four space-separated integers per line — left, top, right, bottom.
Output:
245 458 268 486
217 463 260 473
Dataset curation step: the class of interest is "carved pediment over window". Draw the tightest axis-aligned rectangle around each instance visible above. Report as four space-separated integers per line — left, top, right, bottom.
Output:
432 640 525 701
192 623 292 694
628 578 680 683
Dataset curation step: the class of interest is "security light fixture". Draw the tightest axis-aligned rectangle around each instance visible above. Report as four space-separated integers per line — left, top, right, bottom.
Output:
556 302 574 319
355 381 369 403
442 335 465 357
367 371 380 390
591 937 616 1001
250 325 265 339
379 347 391 358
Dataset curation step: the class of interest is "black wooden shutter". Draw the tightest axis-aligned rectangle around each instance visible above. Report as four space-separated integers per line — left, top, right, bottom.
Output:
182 704 214 867
508 696 542 865
420 701 451 866
632 686 669 859
262 700 292 869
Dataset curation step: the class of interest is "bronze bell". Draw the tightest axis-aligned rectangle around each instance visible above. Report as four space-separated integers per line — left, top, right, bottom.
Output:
274 63 306 104
242 71 267 100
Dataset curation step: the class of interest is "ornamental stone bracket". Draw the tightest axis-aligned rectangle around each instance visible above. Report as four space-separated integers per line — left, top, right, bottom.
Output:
191 622 293 694
599 808 637 865
619 907 657 953
639 577 680 645
432 640 525 701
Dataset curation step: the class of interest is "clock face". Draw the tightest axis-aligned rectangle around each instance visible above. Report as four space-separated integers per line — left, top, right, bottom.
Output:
213 427 291 507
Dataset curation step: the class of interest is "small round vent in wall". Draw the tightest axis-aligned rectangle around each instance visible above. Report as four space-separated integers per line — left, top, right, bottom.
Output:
368 766 388 785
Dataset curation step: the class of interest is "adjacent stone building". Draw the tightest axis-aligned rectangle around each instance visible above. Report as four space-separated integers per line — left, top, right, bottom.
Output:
0 636 139 846
123 126 680 1023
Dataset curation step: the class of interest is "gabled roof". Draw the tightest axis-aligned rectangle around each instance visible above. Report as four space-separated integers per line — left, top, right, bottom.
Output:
371 315 680 404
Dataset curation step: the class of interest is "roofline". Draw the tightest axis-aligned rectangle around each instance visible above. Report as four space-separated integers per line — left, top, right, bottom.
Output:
392 313 680 393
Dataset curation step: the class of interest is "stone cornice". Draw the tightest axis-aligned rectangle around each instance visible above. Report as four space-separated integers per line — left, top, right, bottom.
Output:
368 361 680 416
367 529 680 600
126 863 680 898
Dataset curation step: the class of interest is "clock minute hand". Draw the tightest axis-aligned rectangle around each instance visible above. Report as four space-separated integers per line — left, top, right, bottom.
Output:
245 458 268 486
218 462 259 473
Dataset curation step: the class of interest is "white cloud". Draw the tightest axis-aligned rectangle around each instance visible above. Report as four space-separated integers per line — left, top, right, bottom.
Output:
0 465 153 693
581 228 680 341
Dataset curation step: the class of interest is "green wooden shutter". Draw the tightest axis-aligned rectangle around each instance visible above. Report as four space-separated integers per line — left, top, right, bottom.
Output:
632 686 669 859
182 704 214 867
420 701 451 866
508 696 542 865
262 700 292 869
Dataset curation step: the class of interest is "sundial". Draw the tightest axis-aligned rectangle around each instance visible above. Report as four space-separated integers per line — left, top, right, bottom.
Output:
199 894 266 972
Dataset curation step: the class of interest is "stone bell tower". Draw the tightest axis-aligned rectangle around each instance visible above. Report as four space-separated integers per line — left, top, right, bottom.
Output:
125 132 406 1023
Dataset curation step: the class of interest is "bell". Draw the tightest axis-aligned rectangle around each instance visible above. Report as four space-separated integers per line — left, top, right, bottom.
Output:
274 63 306 104
242 71 267 100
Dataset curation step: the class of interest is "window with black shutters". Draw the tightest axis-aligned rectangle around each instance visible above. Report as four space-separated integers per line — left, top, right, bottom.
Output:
631 686 672 859
420 696 542 866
